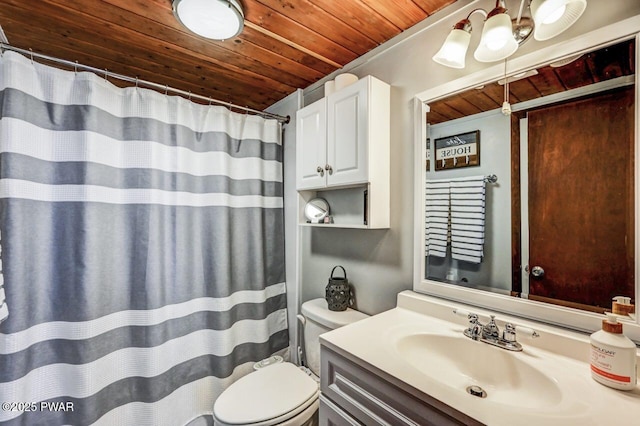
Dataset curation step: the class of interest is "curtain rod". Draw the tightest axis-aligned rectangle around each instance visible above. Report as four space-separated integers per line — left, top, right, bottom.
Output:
0 42 290 124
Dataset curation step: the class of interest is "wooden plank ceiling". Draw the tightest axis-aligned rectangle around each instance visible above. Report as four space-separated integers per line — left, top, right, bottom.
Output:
428 39 636 124
0 0 455 112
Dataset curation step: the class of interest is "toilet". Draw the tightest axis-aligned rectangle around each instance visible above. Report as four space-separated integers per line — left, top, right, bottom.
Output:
212 298 368 426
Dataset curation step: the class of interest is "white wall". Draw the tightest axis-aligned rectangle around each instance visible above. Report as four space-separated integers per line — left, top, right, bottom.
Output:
294 0 640 316
266 89 303 362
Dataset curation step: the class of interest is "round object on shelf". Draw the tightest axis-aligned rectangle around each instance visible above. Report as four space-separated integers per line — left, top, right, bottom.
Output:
304 198 330 223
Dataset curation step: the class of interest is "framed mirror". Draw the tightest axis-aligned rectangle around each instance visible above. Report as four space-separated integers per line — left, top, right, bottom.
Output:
413 20 640 340
304 198 330 223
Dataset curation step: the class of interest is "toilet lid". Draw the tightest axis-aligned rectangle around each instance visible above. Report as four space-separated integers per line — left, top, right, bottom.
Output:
214 362 318 425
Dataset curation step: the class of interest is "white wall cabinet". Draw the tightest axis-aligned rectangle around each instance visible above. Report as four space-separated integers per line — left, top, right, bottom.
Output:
295 75 390 229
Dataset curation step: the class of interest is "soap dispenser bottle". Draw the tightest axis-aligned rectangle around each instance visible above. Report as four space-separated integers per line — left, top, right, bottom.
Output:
590 313 637 390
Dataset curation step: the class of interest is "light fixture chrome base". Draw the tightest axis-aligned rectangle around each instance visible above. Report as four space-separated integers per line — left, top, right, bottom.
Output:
512 16 534 46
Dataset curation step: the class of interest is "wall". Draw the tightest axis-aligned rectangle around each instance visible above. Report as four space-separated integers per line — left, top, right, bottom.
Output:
294 0 640 316
266 89 303 361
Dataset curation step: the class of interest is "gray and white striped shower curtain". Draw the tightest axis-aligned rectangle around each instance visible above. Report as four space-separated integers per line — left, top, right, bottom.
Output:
0 51 288 425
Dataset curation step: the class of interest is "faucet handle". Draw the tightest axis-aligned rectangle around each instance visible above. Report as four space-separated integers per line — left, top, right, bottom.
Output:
503 323 540 341
503 323 517 342
454 309 483 340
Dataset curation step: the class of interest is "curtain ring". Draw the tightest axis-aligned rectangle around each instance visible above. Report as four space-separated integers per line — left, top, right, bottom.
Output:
165 85 168 95
29 48 34 64
104 69 108 81
135 77 139 89
74 60 79 74
208 96 213 106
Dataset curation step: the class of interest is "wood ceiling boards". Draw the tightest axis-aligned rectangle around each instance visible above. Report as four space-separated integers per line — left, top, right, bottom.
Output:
0 0 456 112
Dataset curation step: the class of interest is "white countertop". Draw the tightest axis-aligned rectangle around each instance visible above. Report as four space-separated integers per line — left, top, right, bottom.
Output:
320 291 640 426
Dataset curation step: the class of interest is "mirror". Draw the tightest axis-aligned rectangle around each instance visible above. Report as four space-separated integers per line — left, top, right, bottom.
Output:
304 198 330 223
423 38 636 316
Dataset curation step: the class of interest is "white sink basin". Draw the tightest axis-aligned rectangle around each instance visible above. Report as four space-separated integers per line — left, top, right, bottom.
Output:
320 292 640 425
394 333 562 409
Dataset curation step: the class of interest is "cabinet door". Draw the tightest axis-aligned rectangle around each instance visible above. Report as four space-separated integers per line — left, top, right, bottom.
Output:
296 98 327 190
327 78 369 187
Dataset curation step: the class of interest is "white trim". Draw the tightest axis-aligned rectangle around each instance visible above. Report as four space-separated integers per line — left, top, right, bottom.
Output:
519 117 530 297
413 98 428 292
413 18 640 343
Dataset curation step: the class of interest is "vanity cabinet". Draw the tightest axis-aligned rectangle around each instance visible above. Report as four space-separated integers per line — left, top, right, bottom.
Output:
295 75 390 228
320 345 483 426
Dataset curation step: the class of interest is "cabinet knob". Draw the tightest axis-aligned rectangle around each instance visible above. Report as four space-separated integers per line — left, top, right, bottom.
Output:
316 166 324 177
325 164 333 175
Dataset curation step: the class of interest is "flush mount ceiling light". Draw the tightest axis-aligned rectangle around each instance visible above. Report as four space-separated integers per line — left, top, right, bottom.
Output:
173 0 244 40
433 0 587 69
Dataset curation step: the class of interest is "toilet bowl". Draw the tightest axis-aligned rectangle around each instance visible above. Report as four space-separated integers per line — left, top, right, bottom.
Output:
212 298 368 426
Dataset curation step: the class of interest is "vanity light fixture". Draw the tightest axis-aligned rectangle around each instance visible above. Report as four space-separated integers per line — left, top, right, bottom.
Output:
433 0 587 69
172 0 244 40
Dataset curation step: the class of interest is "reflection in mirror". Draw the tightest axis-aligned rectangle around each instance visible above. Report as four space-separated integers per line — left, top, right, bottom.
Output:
424 39 635 316
304 198 330 223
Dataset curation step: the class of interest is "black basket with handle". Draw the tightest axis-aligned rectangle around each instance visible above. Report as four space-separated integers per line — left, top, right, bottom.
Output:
325 265 353 311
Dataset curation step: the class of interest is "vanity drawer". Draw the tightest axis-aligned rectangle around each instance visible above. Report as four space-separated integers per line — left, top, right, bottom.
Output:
320 345 483 426
319 394 361 426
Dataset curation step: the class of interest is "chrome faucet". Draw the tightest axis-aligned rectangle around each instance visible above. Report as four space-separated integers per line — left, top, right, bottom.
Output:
453 309 539 352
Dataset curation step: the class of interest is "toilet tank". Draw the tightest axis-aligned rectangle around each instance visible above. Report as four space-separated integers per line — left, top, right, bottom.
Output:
300 298 369 376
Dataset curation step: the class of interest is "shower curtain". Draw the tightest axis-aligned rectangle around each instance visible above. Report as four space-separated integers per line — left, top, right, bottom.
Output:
0 51 288 425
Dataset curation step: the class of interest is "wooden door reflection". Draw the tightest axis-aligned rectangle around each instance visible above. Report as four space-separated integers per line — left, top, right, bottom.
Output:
525 87 635 311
